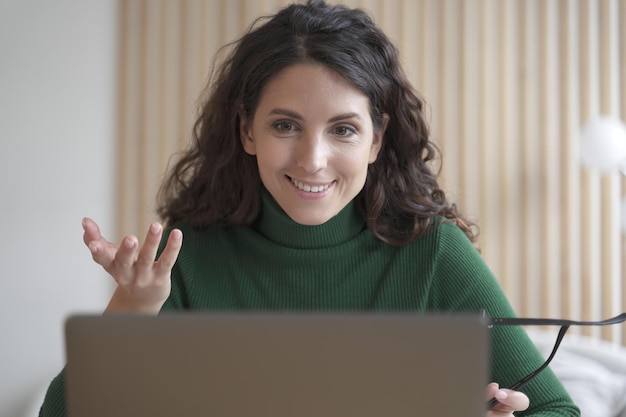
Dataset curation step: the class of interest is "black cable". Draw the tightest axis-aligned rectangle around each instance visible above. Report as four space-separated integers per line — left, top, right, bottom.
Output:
485 312 626 410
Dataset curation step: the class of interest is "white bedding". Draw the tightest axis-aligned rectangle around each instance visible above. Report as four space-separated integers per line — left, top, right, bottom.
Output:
527 329 626 417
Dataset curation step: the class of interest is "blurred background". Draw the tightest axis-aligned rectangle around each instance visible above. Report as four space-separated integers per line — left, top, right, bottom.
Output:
1 0 116 416
1 1 625 416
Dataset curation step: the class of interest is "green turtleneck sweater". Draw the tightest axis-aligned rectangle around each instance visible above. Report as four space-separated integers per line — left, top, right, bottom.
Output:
40 193 579 416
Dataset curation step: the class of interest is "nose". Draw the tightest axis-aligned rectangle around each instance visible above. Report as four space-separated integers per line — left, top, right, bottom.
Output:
296 131 328 173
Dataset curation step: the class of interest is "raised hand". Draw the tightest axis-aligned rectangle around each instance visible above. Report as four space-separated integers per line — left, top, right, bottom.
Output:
486 382 530 417
82 217 183 314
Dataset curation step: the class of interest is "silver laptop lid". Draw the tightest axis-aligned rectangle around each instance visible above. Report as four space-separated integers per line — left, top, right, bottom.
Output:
65 312 488 417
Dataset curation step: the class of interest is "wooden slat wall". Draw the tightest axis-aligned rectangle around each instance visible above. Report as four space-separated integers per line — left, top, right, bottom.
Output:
117 0 626 345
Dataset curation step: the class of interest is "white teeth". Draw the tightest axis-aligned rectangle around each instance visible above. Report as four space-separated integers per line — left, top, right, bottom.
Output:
291 178 330 193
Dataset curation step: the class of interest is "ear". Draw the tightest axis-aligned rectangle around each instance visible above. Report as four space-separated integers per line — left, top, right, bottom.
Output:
239 108 257 155
368 113 389 163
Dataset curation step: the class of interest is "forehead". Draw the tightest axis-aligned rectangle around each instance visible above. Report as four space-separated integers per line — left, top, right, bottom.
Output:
255 63 370 114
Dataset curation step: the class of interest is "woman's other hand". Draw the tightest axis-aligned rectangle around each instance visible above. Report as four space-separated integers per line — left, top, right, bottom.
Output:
486 382 530 416
82 217 183 314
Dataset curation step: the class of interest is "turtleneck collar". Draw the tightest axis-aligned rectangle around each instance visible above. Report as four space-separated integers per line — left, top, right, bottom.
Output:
253 188 367 249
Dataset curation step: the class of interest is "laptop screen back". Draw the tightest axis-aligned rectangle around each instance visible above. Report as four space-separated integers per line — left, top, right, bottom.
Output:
65 312 488 417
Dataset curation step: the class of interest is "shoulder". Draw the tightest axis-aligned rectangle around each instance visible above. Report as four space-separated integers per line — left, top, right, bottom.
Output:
382 219 480 274
403 219 477 255
427 219 484 264
404 219 488 278
430 219 477 253
412 221 506 312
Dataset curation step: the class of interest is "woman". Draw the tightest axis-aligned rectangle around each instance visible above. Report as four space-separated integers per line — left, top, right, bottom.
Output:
40 1 579 416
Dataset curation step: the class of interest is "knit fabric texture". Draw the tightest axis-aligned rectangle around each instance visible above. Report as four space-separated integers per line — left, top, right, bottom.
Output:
40 192 579 416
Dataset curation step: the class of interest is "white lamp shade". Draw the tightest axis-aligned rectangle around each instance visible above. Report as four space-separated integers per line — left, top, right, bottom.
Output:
579 116 626 173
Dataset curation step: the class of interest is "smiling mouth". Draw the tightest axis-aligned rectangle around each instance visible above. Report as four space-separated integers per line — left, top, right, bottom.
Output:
289 177 332 193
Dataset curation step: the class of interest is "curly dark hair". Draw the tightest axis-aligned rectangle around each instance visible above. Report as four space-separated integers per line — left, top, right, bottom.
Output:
157 0 478 246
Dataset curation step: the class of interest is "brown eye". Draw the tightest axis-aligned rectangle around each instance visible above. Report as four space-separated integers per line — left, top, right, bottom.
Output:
274 121 295 132
334 125 356 137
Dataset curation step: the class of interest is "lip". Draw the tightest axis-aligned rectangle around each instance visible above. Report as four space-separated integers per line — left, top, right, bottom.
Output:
286 175 334 200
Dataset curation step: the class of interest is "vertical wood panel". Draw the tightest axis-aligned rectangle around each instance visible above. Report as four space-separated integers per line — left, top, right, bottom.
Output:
420 0 441 144
521 0 542 317
540 0 561 319
579 0 603 339
620 0 626 348
438 0 460 200
117 0 142 241
117 0 626 345
161 1 182 164
398 0 420 91
599 0 622 343
499 0 522 312
140 1 162 227
459 0 481 227
479 0 501 289
559 0 583 330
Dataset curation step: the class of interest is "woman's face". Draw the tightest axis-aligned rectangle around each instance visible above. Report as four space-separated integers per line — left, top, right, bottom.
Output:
241 63 386 225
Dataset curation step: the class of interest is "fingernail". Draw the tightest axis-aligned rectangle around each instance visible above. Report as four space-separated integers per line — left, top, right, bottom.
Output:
125 238 137 248
150 223 161 234
496 390 508 400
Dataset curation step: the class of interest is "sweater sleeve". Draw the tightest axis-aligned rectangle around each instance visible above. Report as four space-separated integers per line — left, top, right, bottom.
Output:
38 368 68 417
428 222 580 417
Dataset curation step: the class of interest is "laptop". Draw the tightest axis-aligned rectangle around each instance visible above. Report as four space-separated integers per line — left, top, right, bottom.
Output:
64 312 489 417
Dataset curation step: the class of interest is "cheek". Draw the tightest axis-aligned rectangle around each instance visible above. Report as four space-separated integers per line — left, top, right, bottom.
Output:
338 150 372 178
255 145 290 172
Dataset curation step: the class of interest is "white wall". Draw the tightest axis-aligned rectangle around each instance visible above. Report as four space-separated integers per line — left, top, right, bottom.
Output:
0 1 117 416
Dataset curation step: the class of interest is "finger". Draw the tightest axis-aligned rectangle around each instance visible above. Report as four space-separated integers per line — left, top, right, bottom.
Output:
485 382 502 412
82 218 117 267
155 229 183 274
114 235 139 270
82 217 104 246
491 389 530 413
485 382 500 400
136 223 164 269
83 218 120 266
498 389 529 411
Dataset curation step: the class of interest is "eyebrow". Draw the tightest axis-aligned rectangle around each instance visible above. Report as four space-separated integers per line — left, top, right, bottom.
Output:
328 112 362 123
268 108 303 120
268 108 363 123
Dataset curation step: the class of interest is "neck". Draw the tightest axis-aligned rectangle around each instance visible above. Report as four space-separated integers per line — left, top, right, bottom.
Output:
254 189 365 249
